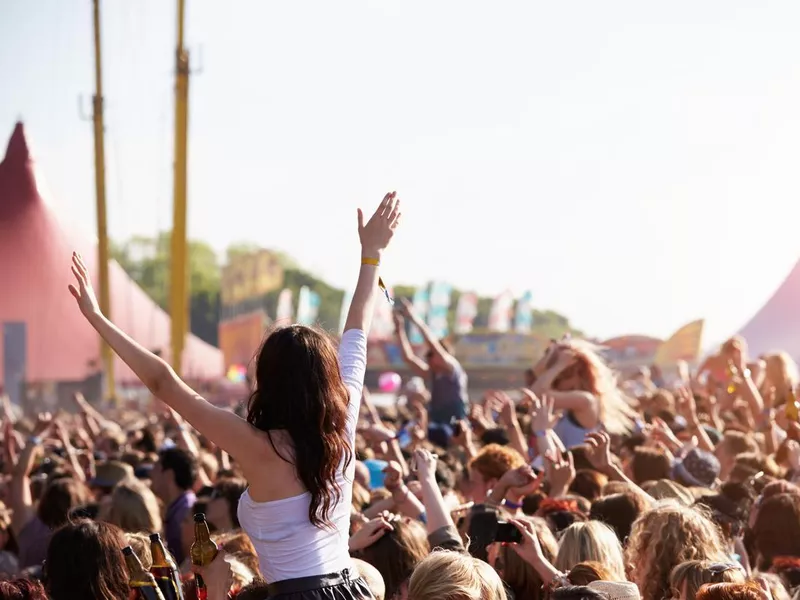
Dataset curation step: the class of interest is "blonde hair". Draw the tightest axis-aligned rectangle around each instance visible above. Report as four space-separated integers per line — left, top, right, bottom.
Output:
625 503 728 600
554 340 637 436
555 521 626 581
408 550 508 600
125 532 153 570
102 479 162 534
669 560 745 600
762 352 799 405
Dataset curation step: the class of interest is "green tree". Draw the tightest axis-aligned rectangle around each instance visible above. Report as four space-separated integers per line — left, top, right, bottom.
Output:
112 232 221 346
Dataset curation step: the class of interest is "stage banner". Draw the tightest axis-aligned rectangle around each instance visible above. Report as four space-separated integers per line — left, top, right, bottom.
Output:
514 291 534 333
220 249 284 307
296 287 321 325
454 292 478 335
454 333 547 369
654 319 705 366
408 287 430 345
488 290 514 332
275 288 293 323
427 282 453 339
600 335 663 369
218 312 267 371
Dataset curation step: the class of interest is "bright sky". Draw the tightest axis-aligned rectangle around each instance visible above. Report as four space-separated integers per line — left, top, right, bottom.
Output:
2 1 800 345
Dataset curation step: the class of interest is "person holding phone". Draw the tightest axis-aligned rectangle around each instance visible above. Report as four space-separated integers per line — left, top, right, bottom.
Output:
393 300 469 430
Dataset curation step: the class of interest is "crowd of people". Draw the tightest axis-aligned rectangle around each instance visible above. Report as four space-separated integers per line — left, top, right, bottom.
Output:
1 193 800 599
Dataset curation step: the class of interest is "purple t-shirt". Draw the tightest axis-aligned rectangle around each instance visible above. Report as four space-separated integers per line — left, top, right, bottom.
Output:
165 491 195 564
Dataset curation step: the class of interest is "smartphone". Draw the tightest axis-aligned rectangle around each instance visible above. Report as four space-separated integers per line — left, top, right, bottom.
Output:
397 422 413 449
450 417 463 437
495 521 523 544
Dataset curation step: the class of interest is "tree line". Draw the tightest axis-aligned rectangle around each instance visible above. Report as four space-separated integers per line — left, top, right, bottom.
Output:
112 233 581 347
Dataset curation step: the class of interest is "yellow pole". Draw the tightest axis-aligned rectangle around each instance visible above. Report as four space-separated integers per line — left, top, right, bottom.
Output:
91 0 116 404
170 0 190 374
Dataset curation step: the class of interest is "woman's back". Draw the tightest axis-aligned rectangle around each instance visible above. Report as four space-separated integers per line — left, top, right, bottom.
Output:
237 328 366 581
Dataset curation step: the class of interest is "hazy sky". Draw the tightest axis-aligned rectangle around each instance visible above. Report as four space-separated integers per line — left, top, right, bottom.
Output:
2 1 800 344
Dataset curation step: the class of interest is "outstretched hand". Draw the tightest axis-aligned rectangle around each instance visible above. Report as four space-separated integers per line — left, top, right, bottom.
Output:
68 253 101 317
358 192 401 257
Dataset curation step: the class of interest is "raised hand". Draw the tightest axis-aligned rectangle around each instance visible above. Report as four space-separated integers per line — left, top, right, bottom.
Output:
397 297 416 320
348 516 394 552
382 461 404 492
509 518 546 567
527 393 556 433
358 192 401 258
413 448 438 481
32 412 54 439
68 253 101 317
584 431 612 472
545 450 575 497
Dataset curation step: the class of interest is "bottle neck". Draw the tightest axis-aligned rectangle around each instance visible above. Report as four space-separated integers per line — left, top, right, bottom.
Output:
150 542 169 568
194 520 211 541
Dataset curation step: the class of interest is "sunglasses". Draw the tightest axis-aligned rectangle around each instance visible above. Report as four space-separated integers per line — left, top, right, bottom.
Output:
707 563 744 578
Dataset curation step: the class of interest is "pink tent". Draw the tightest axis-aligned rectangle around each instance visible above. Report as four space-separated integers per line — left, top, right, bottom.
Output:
0 122 223 387
737 259 800 360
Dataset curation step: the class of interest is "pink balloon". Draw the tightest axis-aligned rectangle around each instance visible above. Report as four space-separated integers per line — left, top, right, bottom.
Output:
378 371 402 393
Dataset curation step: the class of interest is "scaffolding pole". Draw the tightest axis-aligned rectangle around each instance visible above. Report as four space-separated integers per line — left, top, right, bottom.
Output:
91 0 116 403
170 0 190 375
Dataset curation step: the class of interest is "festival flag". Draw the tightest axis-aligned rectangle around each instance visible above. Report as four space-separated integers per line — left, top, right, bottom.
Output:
369 284 395 341
514 291 534 333
275 288 293 323
308 291 321 324
454 292 479 335
338 289 354 335
654 319 705 367
488 290 514 332
408 287 430 345
296 286 314 325
427 282 453 339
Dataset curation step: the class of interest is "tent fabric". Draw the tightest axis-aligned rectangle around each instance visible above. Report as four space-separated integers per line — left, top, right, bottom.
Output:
0 122 223 384
737 259 800 361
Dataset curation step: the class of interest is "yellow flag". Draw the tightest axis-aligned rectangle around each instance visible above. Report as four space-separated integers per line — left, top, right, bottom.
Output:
654 319 705 367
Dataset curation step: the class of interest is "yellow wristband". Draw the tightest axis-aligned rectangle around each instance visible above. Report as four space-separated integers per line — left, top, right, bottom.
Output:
361 257 380 266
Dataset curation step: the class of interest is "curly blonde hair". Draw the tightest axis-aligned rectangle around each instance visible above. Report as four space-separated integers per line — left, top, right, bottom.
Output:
625 503 728 600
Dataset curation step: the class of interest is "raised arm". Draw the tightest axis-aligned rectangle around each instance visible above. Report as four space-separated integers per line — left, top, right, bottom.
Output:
343 192 402 334
530 349 595 412
393 312 430 378
398 298 456 374
67 253 264 467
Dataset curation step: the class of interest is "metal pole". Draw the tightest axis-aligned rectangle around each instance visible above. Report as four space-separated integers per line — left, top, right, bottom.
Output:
91 0 116 403
170 0 190 374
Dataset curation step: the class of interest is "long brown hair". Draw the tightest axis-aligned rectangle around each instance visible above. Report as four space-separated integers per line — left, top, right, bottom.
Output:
45 519 130 600
357 518 430 599
499 517 557 600
37 477 92 529
247 325 352 528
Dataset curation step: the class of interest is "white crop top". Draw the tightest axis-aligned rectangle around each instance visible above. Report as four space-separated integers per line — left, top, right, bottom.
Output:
237 328 367 583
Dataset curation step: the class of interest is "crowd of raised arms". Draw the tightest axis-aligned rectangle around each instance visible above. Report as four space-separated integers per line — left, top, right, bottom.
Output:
1 193 800 600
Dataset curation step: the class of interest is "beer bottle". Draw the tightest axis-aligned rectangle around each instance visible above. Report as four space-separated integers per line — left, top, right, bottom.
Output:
122 546 166 600
787 386 799 423
190 513 219 600
149 532 185 600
